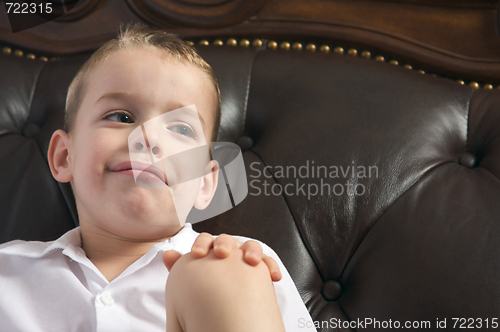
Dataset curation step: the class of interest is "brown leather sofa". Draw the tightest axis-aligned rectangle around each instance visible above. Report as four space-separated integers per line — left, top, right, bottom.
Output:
1 1 500 331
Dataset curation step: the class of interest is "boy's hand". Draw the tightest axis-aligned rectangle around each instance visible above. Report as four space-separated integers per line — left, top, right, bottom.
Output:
162 233 282 282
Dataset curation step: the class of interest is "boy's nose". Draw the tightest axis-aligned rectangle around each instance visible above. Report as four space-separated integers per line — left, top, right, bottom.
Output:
135 142 144 151
129 127 164 156
144 137 165 160
133 142 159 155
133 140 163 158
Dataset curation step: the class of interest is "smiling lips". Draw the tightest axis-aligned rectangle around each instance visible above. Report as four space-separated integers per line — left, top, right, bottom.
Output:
110 161 168 186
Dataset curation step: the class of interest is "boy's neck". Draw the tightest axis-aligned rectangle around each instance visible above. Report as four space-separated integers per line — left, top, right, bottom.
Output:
79 222 182 282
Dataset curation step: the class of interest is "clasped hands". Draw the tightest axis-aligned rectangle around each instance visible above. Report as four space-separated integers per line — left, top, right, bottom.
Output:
162 233 282 282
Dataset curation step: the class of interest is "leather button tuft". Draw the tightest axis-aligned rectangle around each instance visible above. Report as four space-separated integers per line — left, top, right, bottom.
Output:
321 280 342 301
235 136 253 152
22 123 40 138
459 153 477 169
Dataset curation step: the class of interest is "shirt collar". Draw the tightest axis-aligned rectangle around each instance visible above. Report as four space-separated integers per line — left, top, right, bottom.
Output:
0 223 199 259
112 223 199 281
160 222 199 255
0 227 82 258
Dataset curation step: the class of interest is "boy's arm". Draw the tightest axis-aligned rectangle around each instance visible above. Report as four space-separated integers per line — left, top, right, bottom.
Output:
163 233 282 281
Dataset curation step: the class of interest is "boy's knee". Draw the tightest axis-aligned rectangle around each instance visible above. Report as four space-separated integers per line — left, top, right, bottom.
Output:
165 248 275 313
165 249 285 332
167 248 271 295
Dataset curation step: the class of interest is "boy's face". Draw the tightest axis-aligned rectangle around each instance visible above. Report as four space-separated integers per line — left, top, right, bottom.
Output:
62 47 218 240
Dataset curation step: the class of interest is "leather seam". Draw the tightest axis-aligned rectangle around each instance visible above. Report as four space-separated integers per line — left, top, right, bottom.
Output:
240 48 258 139
465 88 475 153
246 148 326 280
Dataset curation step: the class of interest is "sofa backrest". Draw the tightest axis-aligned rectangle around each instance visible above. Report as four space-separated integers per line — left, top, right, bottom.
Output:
1 41 499 328
1 0 500 328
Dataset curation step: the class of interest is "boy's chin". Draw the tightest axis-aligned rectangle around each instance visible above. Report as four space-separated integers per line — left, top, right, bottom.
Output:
107 201 184 234
111 220 185 241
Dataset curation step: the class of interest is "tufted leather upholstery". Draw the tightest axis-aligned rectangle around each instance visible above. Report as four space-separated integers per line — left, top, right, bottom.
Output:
1 44 499 331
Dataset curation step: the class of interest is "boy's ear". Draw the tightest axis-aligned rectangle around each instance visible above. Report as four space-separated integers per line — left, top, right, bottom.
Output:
194 160 219 210
47 129 73 183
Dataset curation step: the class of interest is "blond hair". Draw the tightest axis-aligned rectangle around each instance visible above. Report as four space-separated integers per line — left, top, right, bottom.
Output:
64 23 221 142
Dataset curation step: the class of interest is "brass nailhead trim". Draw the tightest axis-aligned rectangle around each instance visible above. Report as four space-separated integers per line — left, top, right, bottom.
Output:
306 43 316 52
267 41 278 50
252 39 263 48
226 38 237 46
195 38 497 89
2 39 497 89
1 44 57 61
333 46 344 55
280 41 290 51
292 42 303 51
469 82 479 89
319 45 330 53
239 39 250 47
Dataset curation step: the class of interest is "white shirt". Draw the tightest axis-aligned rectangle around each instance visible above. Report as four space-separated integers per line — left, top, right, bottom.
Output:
0 224 315 332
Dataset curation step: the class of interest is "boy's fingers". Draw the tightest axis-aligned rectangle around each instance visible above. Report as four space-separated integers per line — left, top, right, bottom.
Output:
213 234 235 258
240 240 264 266
191 232 215 257
262 255 282 282
162 250 182 272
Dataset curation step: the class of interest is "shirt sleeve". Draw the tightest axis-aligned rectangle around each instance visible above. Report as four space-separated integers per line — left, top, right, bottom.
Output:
231 236 317 332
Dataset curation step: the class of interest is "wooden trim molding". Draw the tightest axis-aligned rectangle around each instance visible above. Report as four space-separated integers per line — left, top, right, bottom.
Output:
125 0 267 28
0 0 499 83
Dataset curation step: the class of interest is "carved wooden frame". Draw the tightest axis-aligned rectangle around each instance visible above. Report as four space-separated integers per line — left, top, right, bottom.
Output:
0 0 499 86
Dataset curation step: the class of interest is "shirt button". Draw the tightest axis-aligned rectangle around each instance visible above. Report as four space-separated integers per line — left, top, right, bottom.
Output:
100 293 115 307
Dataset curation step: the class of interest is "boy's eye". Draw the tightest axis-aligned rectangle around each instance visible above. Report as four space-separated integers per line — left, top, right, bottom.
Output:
105 112 134 124
168 124 196 138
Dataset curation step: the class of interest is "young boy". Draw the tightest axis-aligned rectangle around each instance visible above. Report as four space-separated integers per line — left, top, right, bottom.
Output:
0 24 316 331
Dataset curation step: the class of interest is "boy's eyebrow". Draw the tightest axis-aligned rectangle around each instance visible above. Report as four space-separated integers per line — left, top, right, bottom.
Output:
95 91 206 130
95 91 139 105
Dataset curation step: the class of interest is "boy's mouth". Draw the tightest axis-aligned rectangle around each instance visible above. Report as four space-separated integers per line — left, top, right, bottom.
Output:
110 161 168 186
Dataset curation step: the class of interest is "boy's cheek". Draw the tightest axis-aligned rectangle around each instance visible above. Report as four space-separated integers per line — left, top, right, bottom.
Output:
169 179 202 223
